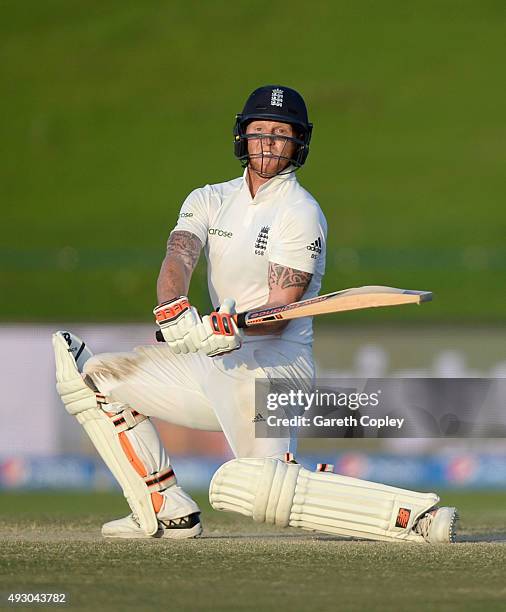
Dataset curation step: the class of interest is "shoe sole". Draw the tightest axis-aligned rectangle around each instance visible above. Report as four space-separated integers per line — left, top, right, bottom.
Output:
161 522 203 539
102 522 203 540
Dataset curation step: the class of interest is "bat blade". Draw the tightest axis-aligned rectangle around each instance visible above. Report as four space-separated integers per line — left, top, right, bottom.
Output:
239 286 432 327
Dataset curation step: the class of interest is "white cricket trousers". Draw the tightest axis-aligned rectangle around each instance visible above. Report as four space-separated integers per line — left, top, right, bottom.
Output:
83 339 314 485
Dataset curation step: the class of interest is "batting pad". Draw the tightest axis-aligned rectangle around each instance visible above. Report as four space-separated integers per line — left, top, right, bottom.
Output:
53 332 159 536
209 458 439 543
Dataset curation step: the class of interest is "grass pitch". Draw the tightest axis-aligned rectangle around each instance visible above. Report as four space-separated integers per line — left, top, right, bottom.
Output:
0 491 505 611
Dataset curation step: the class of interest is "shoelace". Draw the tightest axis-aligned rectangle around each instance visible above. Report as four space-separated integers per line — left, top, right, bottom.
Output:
129 513 141 527
413 508 437 539
165 516 190 527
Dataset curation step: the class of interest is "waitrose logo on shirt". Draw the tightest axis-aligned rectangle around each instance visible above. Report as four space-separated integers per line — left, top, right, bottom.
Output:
208 228 233 238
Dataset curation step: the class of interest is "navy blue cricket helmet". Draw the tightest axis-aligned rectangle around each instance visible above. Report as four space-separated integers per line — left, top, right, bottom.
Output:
234 85 313 170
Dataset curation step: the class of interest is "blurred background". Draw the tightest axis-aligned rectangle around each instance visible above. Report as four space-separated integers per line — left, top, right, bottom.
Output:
1 0 505 493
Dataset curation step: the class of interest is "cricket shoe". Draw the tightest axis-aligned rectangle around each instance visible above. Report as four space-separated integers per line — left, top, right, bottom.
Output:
102 511 202 539
102 485 203 539
412 506 458 543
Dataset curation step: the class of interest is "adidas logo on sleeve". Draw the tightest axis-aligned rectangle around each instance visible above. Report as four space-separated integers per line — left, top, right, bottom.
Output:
306 236 322 258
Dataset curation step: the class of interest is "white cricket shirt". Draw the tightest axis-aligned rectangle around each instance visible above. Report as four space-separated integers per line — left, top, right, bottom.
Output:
172 167 327 345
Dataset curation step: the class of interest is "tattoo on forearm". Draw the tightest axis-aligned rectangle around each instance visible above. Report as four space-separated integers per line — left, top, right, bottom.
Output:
268 263 312 290
166 231 202 271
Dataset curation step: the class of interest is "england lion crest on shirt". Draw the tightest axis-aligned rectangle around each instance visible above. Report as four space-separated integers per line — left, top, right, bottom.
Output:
254 226 270 256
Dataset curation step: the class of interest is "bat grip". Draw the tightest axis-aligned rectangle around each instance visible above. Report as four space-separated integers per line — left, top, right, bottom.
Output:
235 312 247 329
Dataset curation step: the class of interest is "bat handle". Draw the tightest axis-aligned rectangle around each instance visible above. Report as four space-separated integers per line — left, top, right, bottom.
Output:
234 313 247 329
155 311 249 342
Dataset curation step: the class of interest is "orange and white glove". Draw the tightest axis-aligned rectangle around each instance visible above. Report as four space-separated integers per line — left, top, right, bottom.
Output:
188 298 242 357
153 296 201 354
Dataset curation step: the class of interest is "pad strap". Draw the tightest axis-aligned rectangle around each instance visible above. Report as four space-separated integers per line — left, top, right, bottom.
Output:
110 409 148 433
96 394 149 433
316 463 334 472
144 468 177 493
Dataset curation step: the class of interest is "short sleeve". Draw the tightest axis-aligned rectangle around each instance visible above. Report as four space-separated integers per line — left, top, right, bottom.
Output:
171 187 210 245
268 202 327 274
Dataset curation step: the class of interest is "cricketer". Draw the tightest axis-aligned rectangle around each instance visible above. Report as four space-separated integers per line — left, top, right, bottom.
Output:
53 85 457 543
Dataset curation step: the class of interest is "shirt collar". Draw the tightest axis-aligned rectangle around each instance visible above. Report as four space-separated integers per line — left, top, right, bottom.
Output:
242 165 297 202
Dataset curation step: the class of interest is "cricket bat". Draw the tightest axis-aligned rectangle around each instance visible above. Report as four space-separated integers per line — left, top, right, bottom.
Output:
155 286 432 341
235 285 432 327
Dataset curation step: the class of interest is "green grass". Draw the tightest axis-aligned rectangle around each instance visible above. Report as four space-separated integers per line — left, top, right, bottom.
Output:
1 0 505 322
1 491 505 611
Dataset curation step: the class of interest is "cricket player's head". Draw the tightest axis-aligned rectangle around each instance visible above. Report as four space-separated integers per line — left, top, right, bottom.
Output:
234 85 312 178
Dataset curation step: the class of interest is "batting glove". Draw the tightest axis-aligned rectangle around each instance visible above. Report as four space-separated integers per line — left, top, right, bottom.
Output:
188 298 242 357
153 296 201 354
